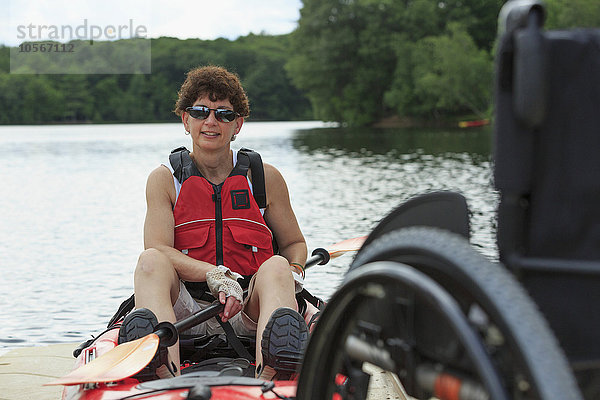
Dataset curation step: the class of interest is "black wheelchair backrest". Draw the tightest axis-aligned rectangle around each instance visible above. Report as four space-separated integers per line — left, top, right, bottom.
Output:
494 0 600 369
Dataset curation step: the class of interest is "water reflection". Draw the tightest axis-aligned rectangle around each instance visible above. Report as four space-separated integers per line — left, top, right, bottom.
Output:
292 126 491 162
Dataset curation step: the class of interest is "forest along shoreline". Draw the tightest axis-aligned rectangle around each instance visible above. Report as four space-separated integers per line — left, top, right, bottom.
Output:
1 0 594 127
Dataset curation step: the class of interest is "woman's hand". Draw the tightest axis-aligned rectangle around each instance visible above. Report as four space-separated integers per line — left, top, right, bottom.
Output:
206 265 244 322
219 292 244 322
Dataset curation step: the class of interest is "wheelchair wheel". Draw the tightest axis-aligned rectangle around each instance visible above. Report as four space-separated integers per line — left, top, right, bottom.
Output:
297 227 582 400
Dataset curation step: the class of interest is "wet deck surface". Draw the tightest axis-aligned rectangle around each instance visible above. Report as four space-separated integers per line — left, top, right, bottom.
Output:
0 343 76 400
0 344 407 400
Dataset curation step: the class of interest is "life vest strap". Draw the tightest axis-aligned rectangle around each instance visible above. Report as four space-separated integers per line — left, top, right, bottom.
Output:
238 148 267 209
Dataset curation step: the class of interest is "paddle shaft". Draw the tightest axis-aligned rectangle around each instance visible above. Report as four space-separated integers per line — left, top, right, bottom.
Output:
174 301 224 334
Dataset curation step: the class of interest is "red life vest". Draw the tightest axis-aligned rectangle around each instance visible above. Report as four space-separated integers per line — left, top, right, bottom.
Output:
169 148 274 282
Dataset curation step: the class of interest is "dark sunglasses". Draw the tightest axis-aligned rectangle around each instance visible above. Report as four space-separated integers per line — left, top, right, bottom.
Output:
186 106 239 123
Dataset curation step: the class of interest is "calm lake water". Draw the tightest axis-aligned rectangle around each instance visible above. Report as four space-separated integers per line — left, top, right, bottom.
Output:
0 121 496 352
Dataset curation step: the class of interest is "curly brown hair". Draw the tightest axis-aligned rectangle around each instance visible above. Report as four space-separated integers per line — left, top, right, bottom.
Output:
174 65 250 117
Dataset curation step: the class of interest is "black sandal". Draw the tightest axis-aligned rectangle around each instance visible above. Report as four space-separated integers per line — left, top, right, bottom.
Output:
118 308 175 380
260 307 309 380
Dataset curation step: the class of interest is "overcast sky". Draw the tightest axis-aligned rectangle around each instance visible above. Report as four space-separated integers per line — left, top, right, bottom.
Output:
1 0 303 46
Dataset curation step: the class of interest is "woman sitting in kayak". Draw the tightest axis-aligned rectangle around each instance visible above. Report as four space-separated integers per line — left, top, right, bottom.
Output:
121 65 309 380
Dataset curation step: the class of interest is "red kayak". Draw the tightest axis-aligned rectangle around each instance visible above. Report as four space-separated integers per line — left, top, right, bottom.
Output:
59 326 297 400
458 119 489 128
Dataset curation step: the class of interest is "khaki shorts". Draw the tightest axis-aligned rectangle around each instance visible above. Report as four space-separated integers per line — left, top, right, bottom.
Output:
173 278 258 337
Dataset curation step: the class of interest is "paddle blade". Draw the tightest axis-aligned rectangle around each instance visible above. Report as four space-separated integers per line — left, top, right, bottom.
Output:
328 236 366 258
46 333 159 386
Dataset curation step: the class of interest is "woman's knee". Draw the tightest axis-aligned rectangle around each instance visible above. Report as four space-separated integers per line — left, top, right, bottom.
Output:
256 255 293 282
135 248 174 279
134 249 180 306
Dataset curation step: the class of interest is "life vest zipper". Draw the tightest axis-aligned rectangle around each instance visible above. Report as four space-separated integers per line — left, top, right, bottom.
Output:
213 184 224 265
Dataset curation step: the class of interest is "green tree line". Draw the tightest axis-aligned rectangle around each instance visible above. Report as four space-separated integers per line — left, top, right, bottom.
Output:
286 0 599 126
0 34 312 124
0 0 597 126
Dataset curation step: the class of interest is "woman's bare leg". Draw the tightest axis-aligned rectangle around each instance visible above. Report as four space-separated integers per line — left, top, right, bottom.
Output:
244 255 297 372
132 248 181 374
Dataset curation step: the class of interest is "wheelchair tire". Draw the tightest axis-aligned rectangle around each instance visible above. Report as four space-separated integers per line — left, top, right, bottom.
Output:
298 227 582 400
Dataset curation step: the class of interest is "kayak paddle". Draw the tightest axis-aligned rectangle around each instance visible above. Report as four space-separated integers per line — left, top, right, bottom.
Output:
47 333 159 385
326 236 366 258
47 301 225 386
47 235 366 386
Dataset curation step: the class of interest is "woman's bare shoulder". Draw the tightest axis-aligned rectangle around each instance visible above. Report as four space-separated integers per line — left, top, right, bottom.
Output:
263 162 284 182
146 164 176 202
